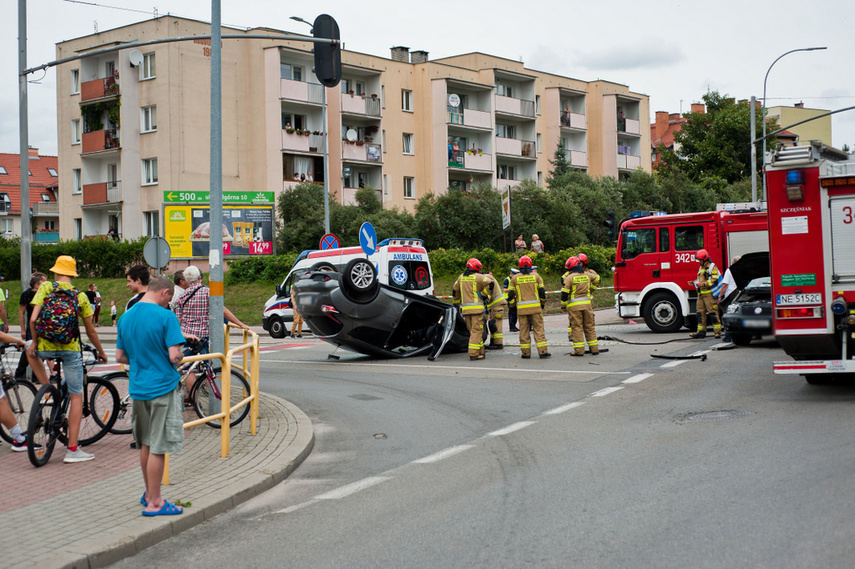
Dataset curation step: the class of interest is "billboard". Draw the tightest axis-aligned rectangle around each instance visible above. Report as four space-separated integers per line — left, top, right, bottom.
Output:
165 205 275 259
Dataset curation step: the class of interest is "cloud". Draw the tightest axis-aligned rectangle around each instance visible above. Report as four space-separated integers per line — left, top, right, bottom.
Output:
571 43 686 72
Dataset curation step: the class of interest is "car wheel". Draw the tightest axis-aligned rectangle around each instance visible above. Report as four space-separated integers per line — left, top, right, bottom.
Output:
643 292 682 333
730 333 752 346
269 316 286 338
311 262 336 273
342 258 379 303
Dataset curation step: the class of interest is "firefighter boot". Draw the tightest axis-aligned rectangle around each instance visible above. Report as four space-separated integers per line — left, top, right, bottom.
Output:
690 330 706 339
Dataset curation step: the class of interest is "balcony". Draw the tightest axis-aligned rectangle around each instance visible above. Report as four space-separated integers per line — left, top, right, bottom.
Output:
83 181 122 205
495 95 535 118
81 129 120 154
617 153 641 170
495 137 536 158
343 187 383 206
34 231 59 243
32 202 59 216
283 129 311 152
617 117 641 135
564 150 588 168
80 75 120 102
448 150 492 171
561 111 586 130
448 108 492 129
341 94 381 117
342 142 382 163
280 79 324 104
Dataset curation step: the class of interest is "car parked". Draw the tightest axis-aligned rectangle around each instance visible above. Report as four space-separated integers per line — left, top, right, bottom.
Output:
722 276 772 345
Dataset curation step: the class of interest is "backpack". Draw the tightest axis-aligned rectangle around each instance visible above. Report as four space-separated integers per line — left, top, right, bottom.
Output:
35 282 81 345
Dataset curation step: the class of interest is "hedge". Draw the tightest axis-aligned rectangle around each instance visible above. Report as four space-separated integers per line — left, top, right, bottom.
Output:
0 237 145 279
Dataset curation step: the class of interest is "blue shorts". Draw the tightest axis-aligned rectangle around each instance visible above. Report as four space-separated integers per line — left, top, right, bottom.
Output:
36 348 84 395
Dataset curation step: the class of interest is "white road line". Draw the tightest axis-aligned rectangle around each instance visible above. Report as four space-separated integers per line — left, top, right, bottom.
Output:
259 359 623 375
622 373 654 384
314 476 391 500
589 386 624 397
660 350 710 368
487 421 537 436
271 500 319 514
413 445 475 464
542 401 585 415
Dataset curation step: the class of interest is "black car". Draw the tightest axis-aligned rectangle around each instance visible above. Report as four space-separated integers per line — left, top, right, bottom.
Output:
292 258 470 359
722 276 772 345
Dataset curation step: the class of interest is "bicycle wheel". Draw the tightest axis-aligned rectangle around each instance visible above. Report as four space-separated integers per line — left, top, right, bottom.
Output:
191 365 251 428
0 378 37 443
79 376 119 446
28 383 61 467
101 372 132 435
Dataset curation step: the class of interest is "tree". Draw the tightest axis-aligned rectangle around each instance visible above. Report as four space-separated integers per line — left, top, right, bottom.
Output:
659 91 777 184
547 138 572 185
276 183 328 252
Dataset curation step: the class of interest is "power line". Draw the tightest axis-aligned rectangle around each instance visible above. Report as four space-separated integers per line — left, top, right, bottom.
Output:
62 0 155 16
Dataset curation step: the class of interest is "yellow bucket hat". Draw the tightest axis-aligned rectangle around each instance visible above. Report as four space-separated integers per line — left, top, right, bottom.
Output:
50 255 79 277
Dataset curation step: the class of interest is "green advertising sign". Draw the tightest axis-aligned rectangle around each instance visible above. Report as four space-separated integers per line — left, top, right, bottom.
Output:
781 273 817 287
163 190 274 204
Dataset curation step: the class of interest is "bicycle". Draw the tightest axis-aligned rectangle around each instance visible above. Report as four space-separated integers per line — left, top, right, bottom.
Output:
100 370 131 435
27 344 119 467
0 343 37 444
182 339 251 429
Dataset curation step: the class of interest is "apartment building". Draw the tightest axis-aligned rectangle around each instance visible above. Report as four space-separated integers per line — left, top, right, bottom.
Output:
55 15 650 248
0 149 59 241
765 102 832 147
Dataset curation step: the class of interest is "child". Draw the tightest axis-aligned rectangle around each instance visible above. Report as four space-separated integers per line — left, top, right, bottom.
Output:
111 300 117 326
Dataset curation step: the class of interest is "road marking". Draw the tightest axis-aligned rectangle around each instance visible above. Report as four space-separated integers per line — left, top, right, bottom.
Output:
543 401 585 415
314 476 391 500
660 350 710 368
272 500 319 514
589 386 624 397
259 359 623 375
622 373 654 384
488 421 536 436
413 445 475 464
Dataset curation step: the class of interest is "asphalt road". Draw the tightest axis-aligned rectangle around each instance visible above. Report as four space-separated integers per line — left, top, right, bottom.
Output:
107 324 855 569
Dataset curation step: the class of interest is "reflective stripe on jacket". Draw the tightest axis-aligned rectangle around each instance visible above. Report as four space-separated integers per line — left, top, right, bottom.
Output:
510 273 545 315
452 273 490 314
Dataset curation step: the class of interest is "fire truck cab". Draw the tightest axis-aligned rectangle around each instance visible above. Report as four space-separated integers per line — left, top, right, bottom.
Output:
766 143 855 381
614 208 768 333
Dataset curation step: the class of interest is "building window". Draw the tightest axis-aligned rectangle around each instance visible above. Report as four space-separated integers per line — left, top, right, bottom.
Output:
402 90 413 112
498 164 516 180
535 95 541 115
141 105 157 133
0 194 10 212
403 177 415 199
142 158 158 185
0 166 6 175
41 194 50 202
74 218 82 239
142 53 156 79
71 119 81 144
1 219 12 235
71 69 80 94
280 63 303 81
43 220 56 230
402 133 414 155
536 133 542 153
47 168 58 177
72 169 82 194
143 211 160 237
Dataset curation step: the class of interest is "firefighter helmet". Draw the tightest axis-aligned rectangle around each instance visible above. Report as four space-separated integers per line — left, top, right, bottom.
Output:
518 255 533 269
466 258 482 271
577 253 588 265
565 256 580 270
695 249 710 262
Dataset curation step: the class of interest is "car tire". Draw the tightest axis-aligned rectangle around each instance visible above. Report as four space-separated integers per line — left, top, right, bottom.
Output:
311 262 336 273
643 292 682 333
269 316 287 338
730 333 752 346
341 258 379 304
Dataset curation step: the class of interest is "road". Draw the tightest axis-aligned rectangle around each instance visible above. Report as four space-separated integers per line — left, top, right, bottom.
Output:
108 322 855 569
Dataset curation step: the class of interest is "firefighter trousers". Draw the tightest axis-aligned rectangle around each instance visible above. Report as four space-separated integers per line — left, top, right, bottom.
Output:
465 313 485 357
696 292 720 334
569 306 598 355
488 308 504 346
518 313 548 357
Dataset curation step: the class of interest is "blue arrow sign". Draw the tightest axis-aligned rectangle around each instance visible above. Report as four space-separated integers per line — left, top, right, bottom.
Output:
359 222 377 256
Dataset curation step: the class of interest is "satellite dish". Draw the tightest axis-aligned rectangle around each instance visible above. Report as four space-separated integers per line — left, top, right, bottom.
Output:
128 50 143 68
345 129 358 142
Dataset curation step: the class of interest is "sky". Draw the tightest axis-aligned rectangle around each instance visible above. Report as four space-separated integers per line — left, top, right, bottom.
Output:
2 0 854 157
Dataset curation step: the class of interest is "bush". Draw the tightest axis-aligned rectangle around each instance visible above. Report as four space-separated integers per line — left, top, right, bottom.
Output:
225 254 298 284
0 236 145 279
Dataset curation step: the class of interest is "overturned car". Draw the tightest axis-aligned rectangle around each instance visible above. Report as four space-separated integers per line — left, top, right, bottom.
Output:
292 258 470 359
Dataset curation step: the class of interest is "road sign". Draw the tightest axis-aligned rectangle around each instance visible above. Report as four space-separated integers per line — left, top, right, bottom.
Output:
143 236 172 272
163 190 274 204
359 222 377 256
320 233 340 250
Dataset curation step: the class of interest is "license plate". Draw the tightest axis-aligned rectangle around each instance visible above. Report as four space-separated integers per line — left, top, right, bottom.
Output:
742 319 769 328
776 293 821 305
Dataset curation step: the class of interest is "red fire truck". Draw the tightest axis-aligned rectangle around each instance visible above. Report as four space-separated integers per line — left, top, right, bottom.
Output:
614 207 768 333
765 142 855 382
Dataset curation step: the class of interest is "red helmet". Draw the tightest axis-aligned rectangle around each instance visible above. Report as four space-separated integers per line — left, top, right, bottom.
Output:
696 249 710 262
466 258 482 271
577 253 588 265
518 255 533 268
565 256 580 270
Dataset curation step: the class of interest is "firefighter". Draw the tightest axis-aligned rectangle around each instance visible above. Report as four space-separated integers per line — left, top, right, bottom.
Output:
561 256 599 356
452 258 491 360
507 256 551 359
578 253 601 290
483 273 508 349
688 248 721 339
503 268 520 332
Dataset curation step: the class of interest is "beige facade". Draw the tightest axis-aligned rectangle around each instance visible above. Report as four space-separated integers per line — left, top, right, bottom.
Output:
766 103 832 147
55 16 650 243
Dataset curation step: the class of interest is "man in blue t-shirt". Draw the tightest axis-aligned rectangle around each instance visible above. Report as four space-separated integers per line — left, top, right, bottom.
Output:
116 276 187 517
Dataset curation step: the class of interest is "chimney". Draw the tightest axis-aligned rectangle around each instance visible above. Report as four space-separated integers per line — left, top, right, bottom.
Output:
690 103 705 114
390 46 410 63
654 111 669 139
410 50 429 64
795 101 804 108
28 147 39 158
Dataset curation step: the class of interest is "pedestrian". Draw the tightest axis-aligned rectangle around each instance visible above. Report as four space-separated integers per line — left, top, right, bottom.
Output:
85 284 98 326
170 270 190 314
689 249 721 339
0 276 8 333
507 256 550 359
290 294 303 338
15 271 47 379
561 256 599 356
125 264 150 312
27 255 108 463
111 300 117 326
717 256 740 341
514 234 526 253
115 276 186 517
483 272 508 350
93 285 102 326
0 331 33 451
531 234 544 253
452 258 491 361
504 268 520 332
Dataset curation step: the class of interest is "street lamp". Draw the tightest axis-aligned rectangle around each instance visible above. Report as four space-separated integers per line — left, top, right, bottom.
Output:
761 46 827 200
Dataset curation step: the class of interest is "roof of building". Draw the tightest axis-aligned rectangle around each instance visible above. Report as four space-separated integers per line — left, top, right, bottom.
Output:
651 114 687 150
0 152 59 214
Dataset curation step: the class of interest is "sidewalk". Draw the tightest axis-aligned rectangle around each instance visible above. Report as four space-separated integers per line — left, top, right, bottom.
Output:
0 392 314 569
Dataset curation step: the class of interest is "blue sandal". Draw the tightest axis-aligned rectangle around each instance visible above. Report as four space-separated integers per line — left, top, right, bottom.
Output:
140 492 147 506
142 500 183 517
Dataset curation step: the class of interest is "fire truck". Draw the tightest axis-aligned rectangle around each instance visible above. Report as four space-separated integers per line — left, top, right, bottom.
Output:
614 207 768 333
765 142 855 382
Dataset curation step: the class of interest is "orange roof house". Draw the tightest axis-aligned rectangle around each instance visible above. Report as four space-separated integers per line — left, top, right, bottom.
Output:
0 148 59 241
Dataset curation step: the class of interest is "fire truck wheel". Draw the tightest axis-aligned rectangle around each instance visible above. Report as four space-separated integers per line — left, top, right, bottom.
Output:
643 292 682 333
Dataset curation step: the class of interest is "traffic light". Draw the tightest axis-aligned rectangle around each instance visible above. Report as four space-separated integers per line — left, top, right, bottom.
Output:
312 14 341 88
605 211 617 239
